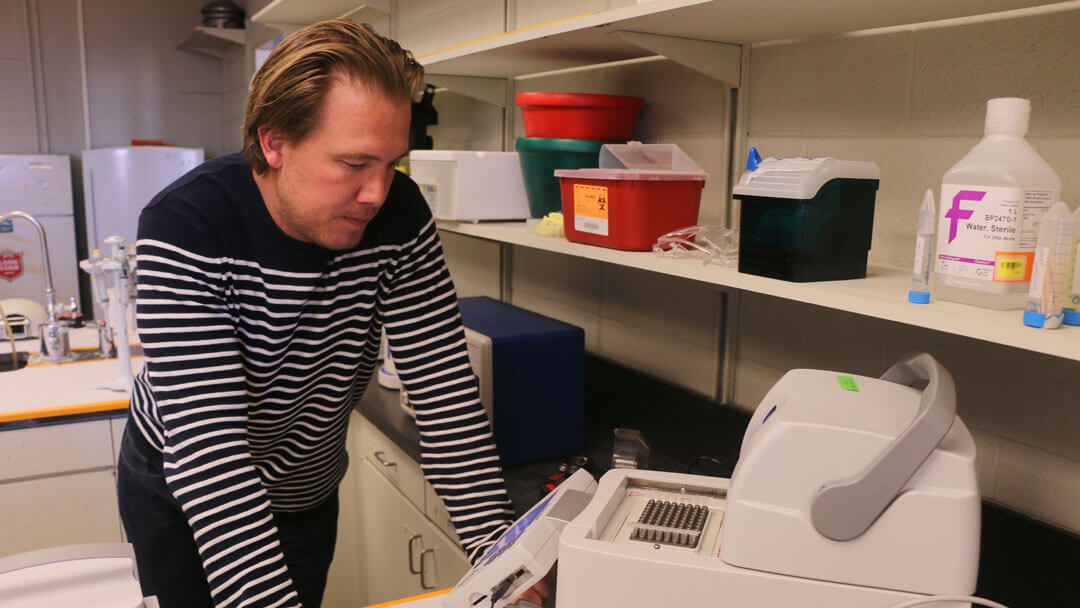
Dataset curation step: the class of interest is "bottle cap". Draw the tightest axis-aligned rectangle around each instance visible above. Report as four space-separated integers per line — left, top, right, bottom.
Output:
1023 310 1047 328
985 97 1030 135
1063 309 1080 326
1023 309 1063 329
908 290 930 304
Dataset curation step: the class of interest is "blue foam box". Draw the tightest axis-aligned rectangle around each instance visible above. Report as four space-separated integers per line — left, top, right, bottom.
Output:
458 297 584 466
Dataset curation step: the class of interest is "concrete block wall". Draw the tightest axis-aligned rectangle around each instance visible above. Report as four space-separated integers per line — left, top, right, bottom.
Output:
414 2 1080 534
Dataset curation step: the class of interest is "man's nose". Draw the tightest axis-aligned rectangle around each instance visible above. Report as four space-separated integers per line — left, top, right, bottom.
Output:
355 170 392 207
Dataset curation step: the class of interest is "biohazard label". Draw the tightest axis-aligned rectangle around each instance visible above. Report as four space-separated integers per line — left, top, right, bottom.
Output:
935 185 1052 284
572 184 609 236
0 250 23 281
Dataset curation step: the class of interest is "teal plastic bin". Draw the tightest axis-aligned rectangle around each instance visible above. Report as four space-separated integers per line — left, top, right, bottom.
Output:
515 137 615 218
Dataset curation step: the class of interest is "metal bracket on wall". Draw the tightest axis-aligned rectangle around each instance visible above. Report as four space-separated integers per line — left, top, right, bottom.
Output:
423 75 509 108
615 31 741 89
498 243 513 303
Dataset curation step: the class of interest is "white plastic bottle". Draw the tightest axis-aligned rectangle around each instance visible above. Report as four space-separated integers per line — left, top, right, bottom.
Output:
934 98 1062 309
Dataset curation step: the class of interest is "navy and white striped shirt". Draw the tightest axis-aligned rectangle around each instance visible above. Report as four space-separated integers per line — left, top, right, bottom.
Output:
130 153 513 607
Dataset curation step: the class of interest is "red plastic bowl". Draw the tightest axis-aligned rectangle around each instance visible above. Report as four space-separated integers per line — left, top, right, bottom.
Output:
516 92 646 141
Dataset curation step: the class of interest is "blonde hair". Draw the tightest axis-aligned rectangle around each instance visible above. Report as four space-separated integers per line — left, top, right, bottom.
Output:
243 20 424 174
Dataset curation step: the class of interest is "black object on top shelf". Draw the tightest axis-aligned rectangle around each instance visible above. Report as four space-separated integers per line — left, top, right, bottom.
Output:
410 84 438 151
201 0 245 29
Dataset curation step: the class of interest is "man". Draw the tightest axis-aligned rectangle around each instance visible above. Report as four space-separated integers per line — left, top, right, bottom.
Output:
117 20 521 607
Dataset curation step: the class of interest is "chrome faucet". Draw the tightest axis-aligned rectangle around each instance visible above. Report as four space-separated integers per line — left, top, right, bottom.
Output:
0 210 74 361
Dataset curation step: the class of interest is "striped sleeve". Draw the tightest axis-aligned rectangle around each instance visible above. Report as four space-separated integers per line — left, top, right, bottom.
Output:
382 220 514 562
135 235 302 608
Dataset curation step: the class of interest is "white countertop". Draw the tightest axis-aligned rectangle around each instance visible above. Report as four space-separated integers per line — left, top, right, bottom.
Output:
0 327 142 423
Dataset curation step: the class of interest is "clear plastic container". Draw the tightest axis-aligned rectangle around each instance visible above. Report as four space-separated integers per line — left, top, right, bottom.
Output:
934 98 1062 309
1064 205 1080 325
555 142 707 251
1022 202 1072 328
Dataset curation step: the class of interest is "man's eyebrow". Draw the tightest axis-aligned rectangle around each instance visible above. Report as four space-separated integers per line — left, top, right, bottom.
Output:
340 149 410 163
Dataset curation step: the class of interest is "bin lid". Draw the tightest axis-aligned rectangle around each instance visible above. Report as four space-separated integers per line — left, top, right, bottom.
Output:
515 137 613 153
732 156 879 200
554 141 706 181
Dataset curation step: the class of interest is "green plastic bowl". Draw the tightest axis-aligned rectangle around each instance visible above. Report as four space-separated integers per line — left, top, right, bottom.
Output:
515 137 617 218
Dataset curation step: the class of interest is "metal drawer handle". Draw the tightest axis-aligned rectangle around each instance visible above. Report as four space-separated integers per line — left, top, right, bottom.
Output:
373 450 397 469
408 534 422 574
419 548 436 590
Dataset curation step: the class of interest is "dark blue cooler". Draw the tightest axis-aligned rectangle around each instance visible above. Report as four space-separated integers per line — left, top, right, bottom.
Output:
733 157 880 282
458 297 584 466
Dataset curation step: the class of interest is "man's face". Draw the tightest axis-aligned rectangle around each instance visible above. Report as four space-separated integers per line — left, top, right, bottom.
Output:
258 77 411 251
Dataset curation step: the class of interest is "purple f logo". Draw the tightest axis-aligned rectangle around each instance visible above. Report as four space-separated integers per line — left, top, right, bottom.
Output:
946 190 983 243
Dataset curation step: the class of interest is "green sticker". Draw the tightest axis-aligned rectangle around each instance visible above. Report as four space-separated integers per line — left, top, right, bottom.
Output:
838 376 859 392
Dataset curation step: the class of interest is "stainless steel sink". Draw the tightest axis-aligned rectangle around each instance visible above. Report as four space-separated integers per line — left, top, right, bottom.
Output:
0 351 30 372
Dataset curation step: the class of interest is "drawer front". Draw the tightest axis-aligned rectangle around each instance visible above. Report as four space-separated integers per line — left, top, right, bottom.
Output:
0 420 114 481
357 417 425 511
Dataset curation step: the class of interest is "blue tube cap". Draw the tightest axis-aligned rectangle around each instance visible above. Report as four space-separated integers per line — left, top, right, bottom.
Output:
746 147 762 171
1064 309 1080 326
908 290 930 304
1023 310 1047 327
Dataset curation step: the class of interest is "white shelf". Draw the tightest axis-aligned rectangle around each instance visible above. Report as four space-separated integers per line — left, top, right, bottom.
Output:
418 0 1061 79
177 26 246 59
436 220 1080 363
251 0 388 27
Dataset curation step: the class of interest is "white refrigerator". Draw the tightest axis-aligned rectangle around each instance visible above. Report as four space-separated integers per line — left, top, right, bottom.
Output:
81 146 204 320
0 155 81 311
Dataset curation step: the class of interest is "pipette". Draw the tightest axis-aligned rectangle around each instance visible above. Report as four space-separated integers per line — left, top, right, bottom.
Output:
908 190 936 304
1022 201 1073 329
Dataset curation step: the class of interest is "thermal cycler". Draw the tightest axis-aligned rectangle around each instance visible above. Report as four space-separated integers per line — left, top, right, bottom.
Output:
445 352 981 608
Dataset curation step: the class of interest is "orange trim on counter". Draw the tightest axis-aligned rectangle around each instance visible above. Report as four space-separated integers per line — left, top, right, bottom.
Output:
362 588 451 608
415 13 593 59
0 399 128 424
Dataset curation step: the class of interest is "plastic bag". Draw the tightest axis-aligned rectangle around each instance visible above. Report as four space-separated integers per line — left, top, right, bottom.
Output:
652 225 738 267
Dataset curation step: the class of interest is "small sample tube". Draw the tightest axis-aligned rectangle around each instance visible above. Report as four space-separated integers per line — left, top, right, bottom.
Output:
908 189 936 304
1023 202 1073 329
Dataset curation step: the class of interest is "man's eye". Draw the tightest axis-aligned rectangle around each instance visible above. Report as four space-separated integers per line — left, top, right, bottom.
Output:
344 161 366 170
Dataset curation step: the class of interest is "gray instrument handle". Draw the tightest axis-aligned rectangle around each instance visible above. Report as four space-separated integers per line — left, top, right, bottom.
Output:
810 352 956 541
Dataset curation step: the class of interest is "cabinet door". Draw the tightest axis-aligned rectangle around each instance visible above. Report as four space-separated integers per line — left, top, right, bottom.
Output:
0 470 123 557
323 421 366 608
359 458 470 604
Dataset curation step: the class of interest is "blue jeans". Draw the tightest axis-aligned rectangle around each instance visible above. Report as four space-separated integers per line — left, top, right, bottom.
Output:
116 418 339 607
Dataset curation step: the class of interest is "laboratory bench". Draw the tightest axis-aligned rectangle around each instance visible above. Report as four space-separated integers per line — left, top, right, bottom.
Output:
356 354 1080 608
1 335 1076 607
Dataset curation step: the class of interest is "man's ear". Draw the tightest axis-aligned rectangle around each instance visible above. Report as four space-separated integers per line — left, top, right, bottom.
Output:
258 127 286 170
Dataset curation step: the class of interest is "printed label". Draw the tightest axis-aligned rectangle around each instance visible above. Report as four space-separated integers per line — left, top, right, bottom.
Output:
993 252 1034 282
0 250 23 281
935 185 1054 285
913 235 930 274
1029 246 1049 296
417 182 438 214
572 184 609 236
